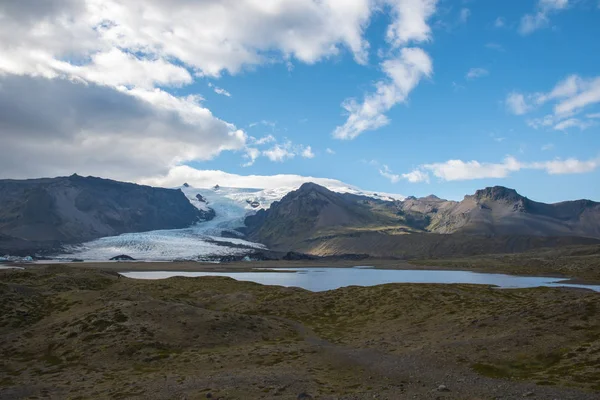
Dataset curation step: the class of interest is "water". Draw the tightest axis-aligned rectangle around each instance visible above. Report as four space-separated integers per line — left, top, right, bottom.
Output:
119 267 600 292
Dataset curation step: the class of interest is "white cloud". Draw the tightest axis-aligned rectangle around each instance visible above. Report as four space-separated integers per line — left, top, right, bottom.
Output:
506 92 532 115
379 165 401 183
515 75 600 129
400 155 600 182
527 115 555 129
494 17 506 28
402 169 430 183
326 148 336 155
333 47 433 139
208 83 231 97
459 8 471 24
519 0 570 35
263 143 296 162
553 118 594 131
243 136 314 164
0 75 246 180
332 0 437 140
530 158 599 174
385 0 438 48
301 146 315 159
0 0 395 179
242 148 261 167
140 165 407 200
553 76 600 116
466 68 489 80
422 157 522 181
250 135 277 145
140 165 360 191
379 164 429 183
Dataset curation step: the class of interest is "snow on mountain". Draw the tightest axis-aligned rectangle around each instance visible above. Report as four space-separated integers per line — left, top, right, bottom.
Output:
140 166 406 203
58 181 403 261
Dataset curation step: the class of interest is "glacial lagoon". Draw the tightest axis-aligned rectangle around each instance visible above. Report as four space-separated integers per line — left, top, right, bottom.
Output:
120 267 600 292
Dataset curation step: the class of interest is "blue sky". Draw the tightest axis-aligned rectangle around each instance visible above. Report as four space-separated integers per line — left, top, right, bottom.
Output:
190 1 600 202
1 0 599 202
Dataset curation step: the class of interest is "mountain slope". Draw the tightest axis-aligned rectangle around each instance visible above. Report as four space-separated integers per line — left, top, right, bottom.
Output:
244 183 600 257
0 175 209 254
402 186 600 238
244 182 406 249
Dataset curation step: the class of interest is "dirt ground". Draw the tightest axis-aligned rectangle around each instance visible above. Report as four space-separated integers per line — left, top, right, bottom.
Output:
1 265 599 399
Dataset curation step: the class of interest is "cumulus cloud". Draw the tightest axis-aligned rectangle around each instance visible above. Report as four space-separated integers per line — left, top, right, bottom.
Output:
0 75 245 180
398 155 600 183
0 0 392 179
466 68 489 80
385 0 438 48
513 74 600 130
379 165 429 183
333 0 437 140
519 0 570 35
140 165 357 191
208 83 231 97
553 118 594 131
0 0 374 78
506 92 533 115
334 47 433 139
494 17 506 28
242 148 261 167
379 165 401 183
326 148 336 155
301 146 315 159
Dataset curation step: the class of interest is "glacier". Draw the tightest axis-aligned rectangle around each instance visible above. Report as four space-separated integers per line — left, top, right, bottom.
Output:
58 183 403 261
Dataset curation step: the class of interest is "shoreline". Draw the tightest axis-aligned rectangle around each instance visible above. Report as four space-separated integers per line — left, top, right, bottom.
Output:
12 258 600 286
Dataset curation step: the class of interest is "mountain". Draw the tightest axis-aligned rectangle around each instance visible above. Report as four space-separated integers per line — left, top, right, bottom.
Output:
244 182 406 249
244 183 600 257
401 186 600 237
0 175 211 255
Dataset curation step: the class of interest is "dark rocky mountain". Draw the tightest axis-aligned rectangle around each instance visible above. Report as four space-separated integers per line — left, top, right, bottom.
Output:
401 185 600 237
0 174 211 254
244 182 400 250
244 183 600 257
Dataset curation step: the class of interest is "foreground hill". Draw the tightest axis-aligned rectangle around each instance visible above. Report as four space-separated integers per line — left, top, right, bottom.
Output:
0 175 210 254
0 265 598 399
245 183 600 257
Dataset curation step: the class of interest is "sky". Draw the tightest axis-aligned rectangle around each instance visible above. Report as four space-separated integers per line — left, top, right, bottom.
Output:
0 0 599 203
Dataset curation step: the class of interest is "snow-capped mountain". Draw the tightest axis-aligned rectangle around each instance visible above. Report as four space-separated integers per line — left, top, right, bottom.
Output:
58 182 403 261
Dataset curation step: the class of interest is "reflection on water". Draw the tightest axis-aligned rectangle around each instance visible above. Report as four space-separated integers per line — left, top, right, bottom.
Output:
120 267 600 292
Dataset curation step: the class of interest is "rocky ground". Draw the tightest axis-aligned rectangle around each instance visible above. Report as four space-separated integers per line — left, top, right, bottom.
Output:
1 265 599 399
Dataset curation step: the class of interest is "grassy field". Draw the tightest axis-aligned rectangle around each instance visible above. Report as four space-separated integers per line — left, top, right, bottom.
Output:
1 265 599 399
413 244 600 281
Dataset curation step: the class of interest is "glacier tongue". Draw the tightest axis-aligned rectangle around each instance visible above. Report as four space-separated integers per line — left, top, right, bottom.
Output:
60 186 271 261
59 183 403 261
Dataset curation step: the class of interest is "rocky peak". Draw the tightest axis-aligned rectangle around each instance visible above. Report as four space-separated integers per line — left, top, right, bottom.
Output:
473 186 524 203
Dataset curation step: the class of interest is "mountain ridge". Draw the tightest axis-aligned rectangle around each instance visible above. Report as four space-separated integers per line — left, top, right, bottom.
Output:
245 182 600 257
0 174 211 255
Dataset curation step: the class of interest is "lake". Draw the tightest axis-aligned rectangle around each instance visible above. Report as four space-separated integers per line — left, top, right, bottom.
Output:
119 267 600 292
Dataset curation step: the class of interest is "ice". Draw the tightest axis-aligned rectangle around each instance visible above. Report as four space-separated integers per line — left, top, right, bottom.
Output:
60 186 268 261
58 183 401 261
